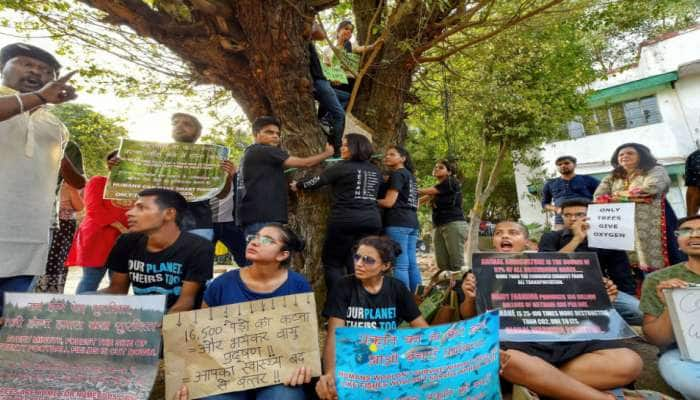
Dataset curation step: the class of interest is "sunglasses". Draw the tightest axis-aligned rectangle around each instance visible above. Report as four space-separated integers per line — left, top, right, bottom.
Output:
353 254 377 266
246 234 278 246
674 228 700 238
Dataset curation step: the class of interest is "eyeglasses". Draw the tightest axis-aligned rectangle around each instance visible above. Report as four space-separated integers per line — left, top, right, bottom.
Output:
674 228 700 238
562 212 587 219
246 234 278 246
353 254 377 266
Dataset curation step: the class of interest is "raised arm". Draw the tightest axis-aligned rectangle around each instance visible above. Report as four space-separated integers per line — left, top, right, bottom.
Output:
284 144 334 169
0 71 77 122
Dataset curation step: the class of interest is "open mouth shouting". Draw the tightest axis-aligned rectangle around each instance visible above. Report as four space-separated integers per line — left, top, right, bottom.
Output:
20 75 44 91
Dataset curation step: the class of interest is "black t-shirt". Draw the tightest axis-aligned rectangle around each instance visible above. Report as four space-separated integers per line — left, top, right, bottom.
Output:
432 176 465 226
297 160 381 227
309 43 325 81
324 276 421 329
106 232 214 309
181 200 213 230
538 230 636 295
384 168 419 228
236 144 290 226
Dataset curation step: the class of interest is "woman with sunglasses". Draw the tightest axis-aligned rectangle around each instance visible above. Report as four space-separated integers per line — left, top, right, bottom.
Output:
198 223 313 400
291 133 382 294
315 235 428 400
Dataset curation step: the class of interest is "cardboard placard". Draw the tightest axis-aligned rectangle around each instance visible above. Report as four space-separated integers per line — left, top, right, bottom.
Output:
335 311 501 400
664 286 700 361
104 139 229 202
162 293 321 399
586 203 635 251
0 293 165 400
472 252 637 342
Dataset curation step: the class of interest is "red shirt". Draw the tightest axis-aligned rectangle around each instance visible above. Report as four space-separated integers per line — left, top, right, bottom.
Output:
66 176 129 267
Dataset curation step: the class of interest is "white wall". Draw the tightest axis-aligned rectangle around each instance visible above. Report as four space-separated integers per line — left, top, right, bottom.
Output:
515 27 700 224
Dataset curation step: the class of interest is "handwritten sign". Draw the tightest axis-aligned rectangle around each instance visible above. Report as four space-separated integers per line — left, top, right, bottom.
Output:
335 310 501 400
162 293 321 399
0 293 165 400
338 52 360 74
587 203 635 250
105 139 229 202
473 252 637 342
664 287 700 361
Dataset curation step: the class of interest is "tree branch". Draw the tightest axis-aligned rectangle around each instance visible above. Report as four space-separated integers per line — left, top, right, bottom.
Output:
417 0 565 63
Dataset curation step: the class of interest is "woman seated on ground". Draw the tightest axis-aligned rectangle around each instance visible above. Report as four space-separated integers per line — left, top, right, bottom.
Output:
199 223 314 400
315 236 428 400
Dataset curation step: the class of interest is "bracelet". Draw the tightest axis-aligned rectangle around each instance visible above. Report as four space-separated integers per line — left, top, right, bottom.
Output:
34 92 48 104
14 93 24 114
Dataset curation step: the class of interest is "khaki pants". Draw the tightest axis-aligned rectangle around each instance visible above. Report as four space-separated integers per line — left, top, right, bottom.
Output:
433 220 468 271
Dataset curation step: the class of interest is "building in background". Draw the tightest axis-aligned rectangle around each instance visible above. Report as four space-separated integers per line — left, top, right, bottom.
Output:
516 25 700 226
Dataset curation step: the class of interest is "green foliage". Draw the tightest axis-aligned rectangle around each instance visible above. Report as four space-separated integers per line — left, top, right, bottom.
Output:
408 19 596 221
51 103 127 177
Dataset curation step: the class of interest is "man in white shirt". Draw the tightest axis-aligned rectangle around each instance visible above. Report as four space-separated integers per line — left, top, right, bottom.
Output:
0 43 81 315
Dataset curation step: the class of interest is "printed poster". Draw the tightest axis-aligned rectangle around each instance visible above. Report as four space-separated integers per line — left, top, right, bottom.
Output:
0 293 165 400
473 252 637 342
586 203 635 251
105 139 229 202
335 311 501 400
162 293 321 400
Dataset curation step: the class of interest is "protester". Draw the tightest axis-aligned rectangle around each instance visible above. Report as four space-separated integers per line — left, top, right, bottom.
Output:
0 43 83 313
316 235 429 400
198 223 312 399
34 181 83 293
210 187 246 266
108 112 235 242
541 156 600 230
684 149 700 217
377 145 420 292
640 215 700 399
237 115 334 238
459 221 642 399
418 159 467 271
66 150 131 293
291 134 382 292
101 189 213 312
594 143 684 271
309 22 349 155
539 198 642 325
323 20 380 93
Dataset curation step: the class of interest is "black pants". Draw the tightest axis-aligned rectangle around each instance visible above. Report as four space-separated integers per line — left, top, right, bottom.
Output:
212 221 247 267
322 222 381 293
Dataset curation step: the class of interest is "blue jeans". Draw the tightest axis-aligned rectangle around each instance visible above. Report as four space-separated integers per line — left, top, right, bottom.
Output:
0 275 34 316
658 348 700 400
189 228 214 241
213 222 247 266
203 384 306 400
313 79 346 151
76 267 108 294
612 291 643 326
385 226 420 292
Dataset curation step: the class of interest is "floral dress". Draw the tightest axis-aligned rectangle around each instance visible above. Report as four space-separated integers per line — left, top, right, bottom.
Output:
594 165 671 271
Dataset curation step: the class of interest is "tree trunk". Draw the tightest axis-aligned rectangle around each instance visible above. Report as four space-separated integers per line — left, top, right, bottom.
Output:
78 0 419 305
464 140 509 267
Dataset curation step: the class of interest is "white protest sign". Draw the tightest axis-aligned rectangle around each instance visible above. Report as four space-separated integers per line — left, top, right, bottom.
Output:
664 286 700 361
586 203 635 251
